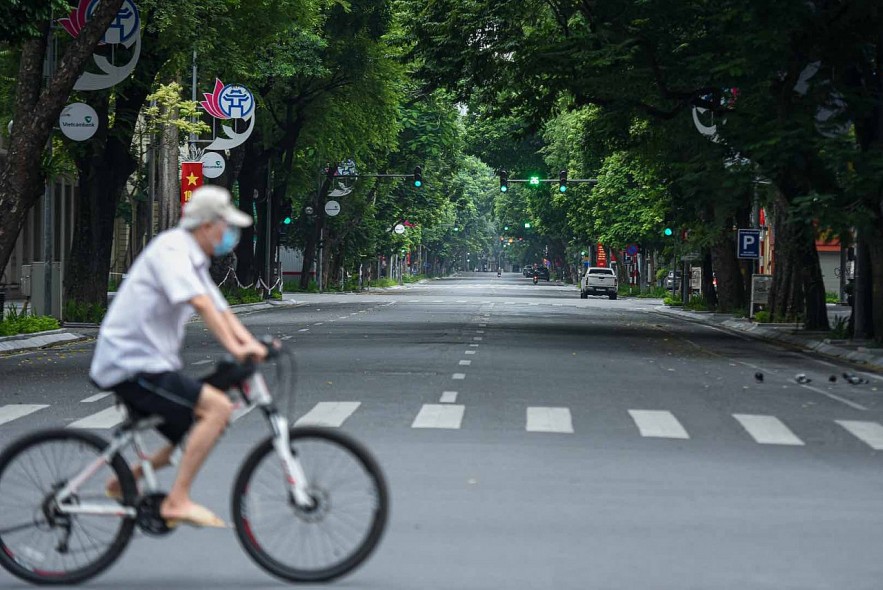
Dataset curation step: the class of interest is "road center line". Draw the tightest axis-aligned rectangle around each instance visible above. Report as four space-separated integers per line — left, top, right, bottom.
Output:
439 391 458 403
80 392 112 403
452 373 466 380
465 350 476 355
459 360 472 366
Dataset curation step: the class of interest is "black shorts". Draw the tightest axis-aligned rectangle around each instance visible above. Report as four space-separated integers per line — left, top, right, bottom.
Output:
112 372 203 444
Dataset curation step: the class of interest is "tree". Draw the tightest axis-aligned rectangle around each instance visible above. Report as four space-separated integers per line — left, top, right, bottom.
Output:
0 0 125 277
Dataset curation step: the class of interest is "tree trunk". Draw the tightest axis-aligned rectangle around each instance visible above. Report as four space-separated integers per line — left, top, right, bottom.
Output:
66 28 166 308
700 251 717 306
157 106 180 232
235 142 266 284
0 0 126 272
865 232 883 340
710 235 745 312
65 93 136 310
300 165 337 289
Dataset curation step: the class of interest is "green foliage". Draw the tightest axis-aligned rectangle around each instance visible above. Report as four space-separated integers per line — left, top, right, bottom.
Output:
0 1 69 43
284 280 319 293
754 311 771 323
825 291 840 304
830 315 849 339
683 296 711 312
143 82 210 138
63 300 106 324
220 286 265 305
663 296 683 307
0 306 60 336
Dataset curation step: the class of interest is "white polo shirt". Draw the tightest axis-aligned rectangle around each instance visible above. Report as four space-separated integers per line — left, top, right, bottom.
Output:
90 227 229 388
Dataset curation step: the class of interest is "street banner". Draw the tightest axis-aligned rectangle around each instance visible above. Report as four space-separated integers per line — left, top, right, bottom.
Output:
200 78 256 151
181 162 203 206
596 243 607 267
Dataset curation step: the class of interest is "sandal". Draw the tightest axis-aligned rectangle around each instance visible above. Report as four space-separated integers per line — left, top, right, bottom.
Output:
163 504 227 529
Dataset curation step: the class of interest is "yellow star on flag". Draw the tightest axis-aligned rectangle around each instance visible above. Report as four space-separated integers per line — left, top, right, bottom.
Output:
186 172 199 186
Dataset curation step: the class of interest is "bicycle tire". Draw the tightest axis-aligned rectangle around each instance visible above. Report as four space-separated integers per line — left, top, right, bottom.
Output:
231 425 388 583
0 429 137 585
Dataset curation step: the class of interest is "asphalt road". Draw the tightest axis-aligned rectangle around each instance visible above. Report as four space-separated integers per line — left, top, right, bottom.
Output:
1 272 883 589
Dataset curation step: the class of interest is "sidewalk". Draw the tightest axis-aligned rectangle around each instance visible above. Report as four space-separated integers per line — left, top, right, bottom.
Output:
654 305 883 372
0 299 300 356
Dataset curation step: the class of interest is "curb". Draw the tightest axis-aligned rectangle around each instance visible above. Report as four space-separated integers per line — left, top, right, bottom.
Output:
655 306 883 372
0 331 87 354
0 299 302 355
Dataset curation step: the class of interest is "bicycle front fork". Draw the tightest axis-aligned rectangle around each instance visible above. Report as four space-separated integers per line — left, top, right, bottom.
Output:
268 412 315 508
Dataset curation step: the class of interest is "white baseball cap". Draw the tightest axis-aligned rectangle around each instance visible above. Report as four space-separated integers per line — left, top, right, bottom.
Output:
180 185 252 229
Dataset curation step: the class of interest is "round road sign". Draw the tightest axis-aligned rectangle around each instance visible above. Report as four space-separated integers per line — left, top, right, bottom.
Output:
325 200 341 217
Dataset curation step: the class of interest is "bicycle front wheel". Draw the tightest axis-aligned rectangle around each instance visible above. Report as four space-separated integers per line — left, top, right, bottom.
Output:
232 426 388 583
0 429 137 585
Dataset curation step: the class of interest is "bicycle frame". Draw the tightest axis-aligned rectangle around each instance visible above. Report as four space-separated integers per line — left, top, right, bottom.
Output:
53 367 315 519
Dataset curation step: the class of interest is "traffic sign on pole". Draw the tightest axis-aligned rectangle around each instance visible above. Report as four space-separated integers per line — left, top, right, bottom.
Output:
737 229 761 259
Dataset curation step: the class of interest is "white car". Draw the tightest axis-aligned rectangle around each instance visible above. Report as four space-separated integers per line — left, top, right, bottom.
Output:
580 267 618 300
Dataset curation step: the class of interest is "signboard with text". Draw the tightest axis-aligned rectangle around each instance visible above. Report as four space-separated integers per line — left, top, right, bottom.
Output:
738 229 761 259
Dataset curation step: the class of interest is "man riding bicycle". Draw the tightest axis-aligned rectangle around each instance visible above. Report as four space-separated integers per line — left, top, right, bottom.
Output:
90 185 267 528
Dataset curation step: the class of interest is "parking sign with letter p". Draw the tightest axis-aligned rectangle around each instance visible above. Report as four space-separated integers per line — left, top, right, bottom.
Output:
737 229 761 259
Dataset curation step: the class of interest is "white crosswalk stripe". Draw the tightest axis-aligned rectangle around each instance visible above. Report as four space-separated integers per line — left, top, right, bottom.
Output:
526 407 573 433
733 414 804 446
628 410 689 439
295 402 360 427
0 398 880 453
68 405 127 430
0 404 49 426
836 420 883 450
412 404 464 429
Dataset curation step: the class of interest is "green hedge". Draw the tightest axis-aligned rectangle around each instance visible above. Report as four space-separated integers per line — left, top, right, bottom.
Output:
0 307 61 336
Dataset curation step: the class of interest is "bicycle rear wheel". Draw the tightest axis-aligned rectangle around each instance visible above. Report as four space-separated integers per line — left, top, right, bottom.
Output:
0 429 137 585
232 426 388 583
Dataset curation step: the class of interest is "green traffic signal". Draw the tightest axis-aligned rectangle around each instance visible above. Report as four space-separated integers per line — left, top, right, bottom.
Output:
664 227 673 236
559 185 567 193
283 216 292 225
528 176 540 186
524 222 531 229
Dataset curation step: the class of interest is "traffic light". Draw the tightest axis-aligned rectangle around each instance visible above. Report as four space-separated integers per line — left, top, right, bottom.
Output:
664 227 673 237
499 170 509 193
413 166 423 188
524 222 531 229
281 202 293 225
528 175 540 186
559 169 568 193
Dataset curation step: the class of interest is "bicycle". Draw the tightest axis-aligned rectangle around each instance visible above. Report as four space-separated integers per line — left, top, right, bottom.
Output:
0 341 389 585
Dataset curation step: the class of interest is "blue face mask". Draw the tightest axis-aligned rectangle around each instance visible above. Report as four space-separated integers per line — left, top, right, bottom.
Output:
213 226 240 256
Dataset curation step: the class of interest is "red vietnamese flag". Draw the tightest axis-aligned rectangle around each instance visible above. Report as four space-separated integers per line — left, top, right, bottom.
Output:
181 162 204 206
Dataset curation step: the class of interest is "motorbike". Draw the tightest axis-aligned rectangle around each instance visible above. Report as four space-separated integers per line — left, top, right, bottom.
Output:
497 270 502 278
532 274 539 285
